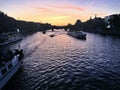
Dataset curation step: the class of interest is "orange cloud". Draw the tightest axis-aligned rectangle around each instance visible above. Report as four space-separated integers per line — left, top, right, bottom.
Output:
48 16 71 20
26 4 86 25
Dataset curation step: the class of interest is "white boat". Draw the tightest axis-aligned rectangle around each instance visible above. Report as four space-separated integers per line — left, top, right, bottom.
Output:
67 31 86 39
0 49 23 89
0 38 23 46
0 31 23 46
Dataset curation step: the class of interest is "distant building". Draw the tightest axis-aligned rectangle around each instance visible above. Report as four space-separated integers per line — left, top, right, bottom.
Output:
104 14 120 29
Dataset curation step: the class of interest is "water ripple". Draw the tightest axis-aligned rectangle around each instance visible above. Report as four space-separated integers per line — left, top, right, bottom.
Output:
2 31 120 90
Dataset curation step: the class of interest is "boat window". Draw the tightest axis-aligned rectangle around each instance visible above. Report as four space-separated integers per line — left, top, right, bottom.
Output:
8 63 13 69
1 68 7 75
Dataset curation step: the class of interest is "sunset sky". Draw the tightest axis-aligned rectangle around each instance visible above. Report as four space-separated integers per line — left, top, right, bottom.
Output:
0 0 120 25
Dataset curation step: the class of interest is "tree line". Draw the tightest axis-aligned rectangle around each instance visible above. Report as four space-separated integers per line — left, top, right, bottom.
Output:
0 11 120 35
0 11 51 34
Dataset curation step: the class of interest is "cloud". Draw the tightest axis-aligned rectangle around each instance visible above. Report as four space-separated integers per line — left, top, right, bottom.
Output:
31 3 85 13
31 6 53 12
50 4 85 11
50 15 71 20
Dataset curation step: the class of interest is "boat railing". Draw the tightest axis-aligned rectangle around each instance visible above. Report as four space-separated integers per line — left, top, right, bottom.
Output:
0 55 19 80
0 61 12 80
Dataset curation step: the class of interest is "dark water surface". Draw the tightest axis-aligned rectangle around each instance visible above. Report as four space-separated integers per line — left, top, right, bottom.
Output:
2 30 120 90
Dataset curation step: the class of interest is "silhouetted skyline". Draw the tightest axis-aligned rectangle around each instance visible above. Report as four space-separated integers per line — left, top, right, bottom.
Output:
0 0 120 25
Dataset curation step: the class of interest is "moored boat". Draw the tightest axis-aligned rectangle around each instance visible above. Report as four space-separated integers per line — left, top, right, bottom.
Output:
67 31 87 39
0 31 23 46
0 49 24 89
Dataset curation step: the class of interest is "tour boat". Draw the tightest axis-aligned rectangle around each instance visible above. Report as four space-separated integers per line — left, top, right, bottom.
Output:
67 31 86 39
0 49 24 89
0 31 23 46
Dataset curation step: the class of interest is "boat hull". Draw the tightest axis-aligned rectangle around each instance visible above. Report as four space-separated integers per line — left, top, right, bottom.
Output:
0 38 23 46
67 31 86 39
0 56 22 90
0 62 21 89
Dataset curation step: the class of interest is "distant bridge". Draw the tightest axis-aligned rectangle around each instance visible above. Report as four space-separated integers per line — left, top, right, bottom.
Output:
50 26 72 32
42 24 74 34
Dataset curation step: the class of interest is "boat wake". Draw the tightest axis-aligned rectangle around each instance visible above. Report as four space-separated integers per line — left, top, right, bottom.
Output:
23 37 46 59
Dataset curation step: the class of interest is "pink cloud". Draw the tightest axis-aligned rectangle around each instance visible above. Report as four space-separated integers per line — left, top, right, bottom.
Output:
29 5 53 12
31 6 53 12
31 4 85 13
50 4 85 11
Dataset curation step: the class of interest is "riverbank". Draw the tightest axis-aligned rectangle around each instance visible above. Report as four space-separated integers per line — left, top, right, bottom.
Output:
83 29 120 36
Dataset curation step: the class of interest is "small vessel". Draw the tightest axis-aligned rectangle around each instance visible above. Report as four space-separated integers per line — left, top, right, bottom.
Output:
0 31 23 46
0 49 24 89
42 30 46 34
67 31 86 39
49 34 55 37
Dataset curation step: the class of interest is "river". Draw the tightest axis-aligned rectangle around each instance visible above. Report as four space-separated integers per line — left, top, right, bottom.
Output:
2 30 120 90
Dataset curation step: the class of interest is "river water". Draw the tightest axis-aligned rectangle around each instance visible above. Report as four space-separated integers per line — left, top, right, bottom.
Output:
2 30 120 90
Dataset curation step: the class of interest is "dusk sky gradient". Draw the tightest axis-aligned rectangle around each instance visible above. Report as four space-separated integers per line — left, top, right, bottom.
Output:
0 0 120 25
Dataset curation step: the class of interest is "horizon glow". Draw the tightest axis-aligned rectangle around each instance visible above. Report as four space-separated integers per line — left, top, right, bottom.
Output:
0 0 120 25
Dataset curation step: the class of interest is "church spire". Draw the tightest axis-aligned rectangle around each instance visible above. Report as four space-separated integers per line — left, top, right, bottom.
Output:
95 14 97 19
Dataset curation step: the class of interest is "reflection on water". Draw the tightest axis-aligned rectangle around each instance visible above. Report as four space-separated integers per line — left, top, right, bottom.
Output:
2 30 120 90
